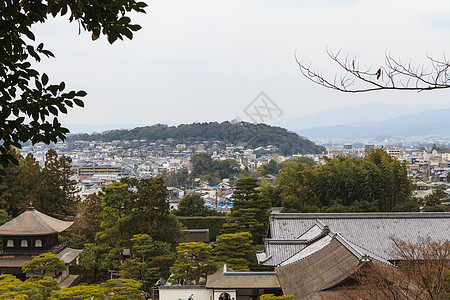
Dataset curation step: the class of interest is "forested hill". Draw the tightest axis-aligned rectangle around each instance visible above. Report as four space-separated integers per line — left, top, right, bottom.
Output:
68 122 326 155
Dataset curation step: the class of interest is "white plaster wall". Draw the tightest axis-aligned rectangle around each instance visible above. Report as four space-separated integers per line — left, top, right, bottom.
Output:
159 289 213 300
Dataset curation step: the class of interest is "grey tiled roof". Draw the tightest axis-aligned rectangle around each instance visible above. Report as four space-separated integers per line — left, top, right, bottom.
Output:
258 240 306 266
260 212 450 266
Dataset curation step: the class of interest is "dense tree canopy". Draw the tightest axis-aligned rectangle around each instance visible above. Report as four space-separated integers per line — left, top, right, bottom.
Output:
169 242 217 285
79 178 183 285
175 194 214 217
280 149 415 212
0 274 59 300
119 234 174 291
189 153 241 184
0 148 79 217
0 0 147 173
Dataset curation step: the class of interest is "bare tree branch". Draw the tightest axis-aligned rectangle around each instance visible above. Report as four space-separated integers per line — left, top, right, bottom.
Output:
296 48 450 92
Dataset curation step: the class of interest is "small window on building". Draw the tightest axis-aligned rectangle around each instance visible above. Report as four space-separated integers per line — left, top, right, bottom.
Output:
35 239 42 247
7 240 14 247
21 240 28 247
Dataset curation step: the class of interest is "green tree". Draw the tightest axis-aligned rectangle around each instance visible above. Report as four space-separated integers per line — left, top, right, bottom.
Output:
0 209 12 225
222 178 271 244
281 156 316 168
424 190 447 207
101 279 142 300
73 193 103 243
17 153 42 213
280 149 414 213
79 243 107 283
191 153 213 177
0 274 59 300
0 0 147 173
215 232 255 271
96 181 135 271
22 253 66 277
170 242 217 285
49 285 106 300
86 178 182 277
119 234 174 291
36 149 80 217
258 160 280 175
260 179 283 207
175 194 212 217
0 148 25 215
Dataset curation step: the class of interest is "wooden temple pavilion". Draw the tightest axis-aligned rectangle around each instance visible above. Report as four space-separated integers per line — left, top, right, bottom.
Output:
0 205 82 285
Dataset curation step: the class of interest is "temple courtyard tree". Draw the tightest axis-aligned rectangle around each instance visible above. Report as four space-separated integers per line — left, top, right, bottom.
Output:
169 242 217 285
22 253 65 277
0 0 147 174
214 232 255 271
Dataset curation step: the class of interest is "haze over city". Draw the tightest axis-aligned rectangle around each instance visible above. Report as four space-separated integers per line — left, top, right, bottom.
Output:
32 0 450 129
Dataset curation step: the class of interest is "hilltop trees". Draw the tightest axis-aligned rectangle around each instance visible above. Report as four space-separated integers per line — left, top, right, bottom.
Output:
68 122 326 155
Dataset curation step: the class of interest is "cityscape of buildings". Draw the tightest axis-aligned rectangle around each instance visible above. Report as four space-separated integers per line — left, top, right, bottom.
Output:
21 137 450 210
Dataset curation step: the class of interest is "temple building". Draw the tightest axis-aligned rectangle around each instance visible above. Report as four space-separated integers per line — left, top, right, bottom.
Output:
0 206 82 286
154 212 450 300
257 212 450 299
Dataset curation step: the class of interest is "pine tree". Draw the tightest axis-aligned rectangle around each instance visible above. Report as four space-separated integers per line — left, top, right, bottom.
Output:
214 232 255 271
221 178 271 244
169 242 216 285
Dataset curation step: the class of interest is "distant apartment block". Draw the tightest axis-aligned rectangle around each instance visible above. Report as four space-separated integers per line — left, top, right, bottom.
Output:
73 166 124 178
364 144 375 152
387 147 400 158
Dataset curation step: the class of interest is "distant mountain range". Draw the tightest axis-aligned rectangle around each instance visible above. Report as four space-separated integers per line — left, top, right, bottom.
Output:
68 121 326 155
277 102 450 139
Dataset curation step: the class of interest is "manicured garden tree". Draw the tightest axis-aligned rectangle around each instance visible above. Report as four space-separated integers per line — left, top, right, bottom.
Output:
215 232 255 271
0 274 59 300
170 242 217 285
49 286 106 300
22 253 65 277
101 279 142 300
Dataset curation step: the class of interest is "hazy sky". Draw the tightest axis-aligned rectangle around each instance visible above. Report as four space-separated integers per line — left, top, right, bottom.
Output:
33 0 450 127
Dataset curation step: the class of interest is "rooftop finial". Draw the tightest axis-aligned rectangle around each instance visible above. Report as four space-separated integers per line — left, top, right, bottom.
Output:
27 201 34 211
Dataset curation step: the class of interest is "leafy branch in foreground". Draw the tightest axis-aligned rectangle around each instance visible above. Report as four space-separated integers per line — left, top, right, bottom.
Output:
296 47 450 93
0 0 147 174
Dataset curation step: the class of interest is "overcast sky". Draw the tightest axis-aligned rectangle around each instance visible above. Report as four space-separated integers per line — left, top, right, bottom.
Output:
33 0 450 128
